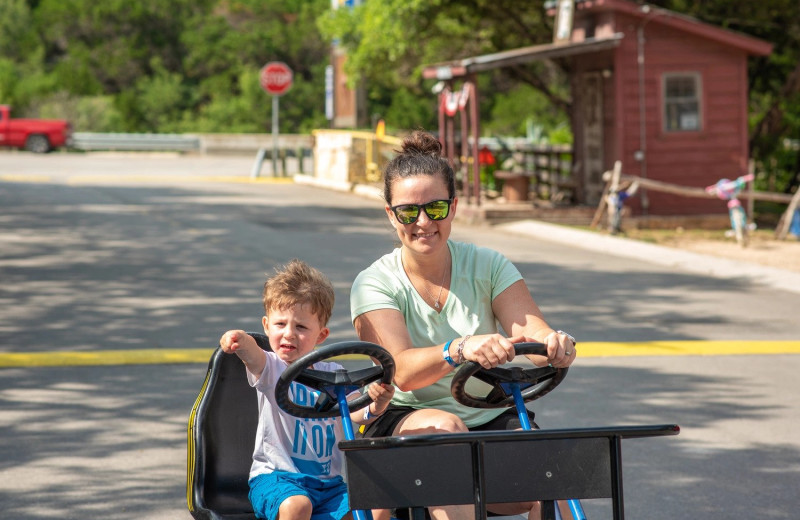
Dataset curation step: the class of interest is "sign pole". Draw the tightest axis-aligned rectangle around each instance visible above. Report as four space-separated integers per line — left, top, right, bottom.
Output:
259 61 294 178
272 95 279 176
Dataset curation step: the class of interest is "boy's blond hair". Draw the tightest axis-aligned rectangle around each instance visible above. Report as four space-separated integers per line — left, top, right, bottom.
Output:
262 259 335 326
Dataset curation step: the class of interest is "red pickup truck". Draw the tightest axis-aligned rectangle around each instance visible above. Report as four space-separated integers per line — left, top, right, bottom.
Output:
0 105 72 153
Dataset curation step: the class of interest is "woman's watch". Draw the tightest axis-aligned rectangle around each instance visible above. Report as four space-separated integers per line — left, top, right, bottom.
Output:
557 330 577 345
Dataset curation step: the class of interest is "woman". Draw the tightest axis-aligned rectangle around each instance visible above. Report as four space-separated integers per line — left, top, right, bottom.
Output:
350 130 577 520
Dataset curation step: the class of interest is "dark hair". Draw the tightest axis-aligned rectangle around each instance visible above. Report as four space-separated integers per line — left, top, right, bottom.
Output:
383 130 456 204
262 259 335 326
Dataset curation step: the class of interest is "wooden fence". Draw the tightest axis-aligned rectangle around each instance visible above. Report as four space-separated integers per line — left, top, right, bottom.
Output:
486 143 574 203
592 161 800 239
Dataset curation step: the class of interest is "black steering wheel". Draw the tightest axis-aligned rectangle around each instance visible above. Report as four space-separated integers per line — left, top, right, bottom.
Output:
275 341 395 419
450 342 568 408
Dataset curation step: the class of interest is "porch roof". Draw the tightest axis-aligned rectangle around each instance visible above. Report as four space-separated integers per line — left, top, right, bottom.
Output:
421 34 623 81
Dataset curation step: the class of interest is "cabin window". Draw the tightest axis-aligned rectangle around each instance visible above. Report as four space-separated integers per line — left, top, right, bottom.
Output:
663 73 702 132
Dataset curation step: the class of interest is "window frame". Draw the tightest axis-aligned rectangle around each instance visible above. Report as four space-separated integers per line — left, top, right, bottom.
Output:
661 72 703 133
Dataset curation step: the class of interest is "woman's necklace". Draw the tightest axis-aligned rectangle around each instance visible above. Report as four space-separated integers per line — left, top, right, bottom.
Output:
423 265 448 310
406 257 450 310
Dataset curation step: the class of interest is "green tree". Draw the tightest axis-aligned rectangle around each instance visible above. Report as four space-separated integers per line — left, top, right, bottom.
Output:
0 0 40 62
179 0 330 133
318 0 569 133
2 0 331 132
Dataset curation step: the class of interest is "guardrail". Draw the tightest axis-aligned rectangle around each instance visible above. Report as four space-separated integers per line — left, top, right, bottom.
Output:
70 132 315 176
72 132 201 152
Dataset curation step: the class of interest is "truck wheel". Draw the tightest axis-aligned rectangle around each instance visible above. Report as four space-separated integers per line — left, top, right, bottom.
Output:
25 134 52 153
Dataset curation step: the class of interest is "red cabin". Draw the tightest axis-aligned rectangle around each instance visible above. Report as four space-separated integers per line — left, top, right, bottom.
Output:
423 0 773 217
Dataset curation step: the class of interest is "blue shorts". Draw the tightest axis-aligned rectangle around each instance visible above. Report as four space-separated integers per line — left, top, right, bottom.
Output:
249 471 350 520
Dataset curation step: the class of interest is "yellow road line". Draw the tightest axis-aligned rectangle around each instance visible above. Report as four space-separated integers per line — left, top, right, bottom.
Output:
578 340 800 357
0 349 216 367
0 174 52 183
0 341 798 368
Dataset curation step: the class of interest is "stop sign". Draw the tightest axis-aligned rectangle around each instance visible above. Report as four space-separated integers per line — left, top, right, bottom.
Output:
260 62 293 96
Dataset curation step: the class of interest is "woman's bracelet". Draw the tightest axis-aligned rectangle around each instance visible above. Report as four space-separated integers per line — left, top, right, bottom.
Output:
456 335 471 364
442 339 459 367
363 402 384 421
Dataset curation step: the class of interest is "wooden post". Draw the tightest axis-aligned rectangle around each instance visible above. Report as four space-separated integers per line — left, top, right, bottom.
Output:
775 184 800 240
549 148 558 199
460 101 470 202
591 161 621 228
469 79 481 206
606 160 624 232
747 160 755 228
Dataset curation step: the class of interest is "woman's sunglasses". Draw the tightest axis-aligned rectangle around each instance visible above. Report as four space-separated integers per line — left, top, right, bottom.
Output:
390 199 453 225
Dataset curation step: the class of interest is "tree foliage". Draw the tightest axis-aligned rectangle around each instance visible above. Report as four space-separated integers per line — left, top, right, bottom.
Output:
318 0 568 134
2 0 330 133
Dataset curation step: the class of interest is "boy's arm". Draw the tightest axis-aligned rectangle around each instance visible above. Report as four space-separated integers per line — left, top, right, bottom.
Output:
350 382 395 425
220 329 267 378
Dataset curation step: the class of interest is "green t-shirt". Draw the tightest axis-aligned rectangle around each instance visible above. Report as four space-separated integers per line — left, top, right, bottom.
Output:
350 240 523 427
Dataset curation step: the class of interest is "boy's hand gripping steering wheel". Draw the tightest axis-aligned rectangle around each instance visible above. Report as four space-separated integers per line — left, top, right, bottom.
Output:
450 342 568 408
275 341 395 419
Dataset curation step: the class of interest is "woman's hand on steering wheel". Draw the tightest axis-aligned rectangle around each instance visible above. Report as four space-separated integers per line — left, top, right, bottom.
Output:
451 343 568 408
458 334 517 370
460 330 577 370
535 330 577 368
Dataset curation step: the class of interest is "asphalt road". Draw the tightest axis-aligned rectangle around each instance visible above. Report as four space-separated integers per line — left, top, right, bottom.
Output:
1 151 798 519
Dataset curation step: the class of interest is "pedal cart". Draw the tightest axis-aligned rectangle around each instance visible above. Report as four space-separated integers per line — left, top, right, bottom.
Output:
187 337 679 520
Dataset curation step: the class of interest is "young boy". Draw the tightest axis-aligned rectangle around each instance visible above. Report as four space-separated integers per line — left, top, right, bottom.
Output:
220 259 394 520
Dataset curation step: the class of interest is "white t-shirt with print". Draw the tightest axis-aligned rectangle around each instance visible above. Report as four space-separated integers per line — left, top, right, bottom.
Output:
247 352 347 481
